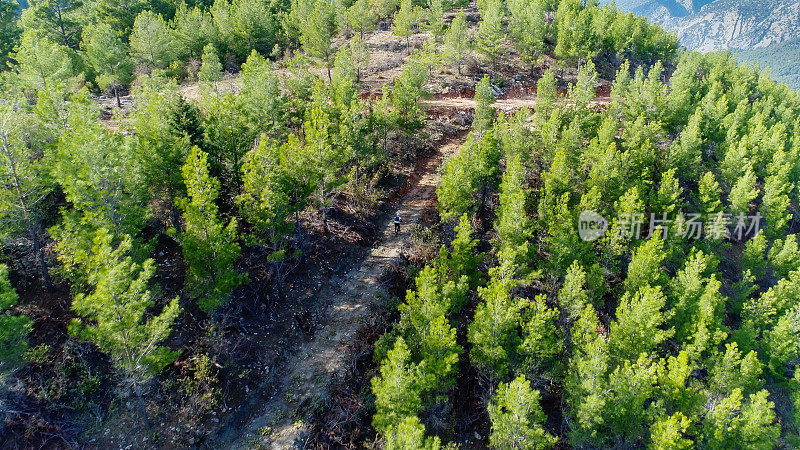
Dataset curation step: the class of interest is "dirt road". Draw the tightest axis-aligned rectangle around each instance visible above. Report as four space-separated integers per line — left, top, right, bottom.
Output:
208 135 463 449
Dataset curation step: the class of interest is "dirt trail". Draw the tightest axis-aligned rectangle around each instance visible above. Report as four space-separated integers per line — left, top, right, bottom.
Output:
209 135 463 449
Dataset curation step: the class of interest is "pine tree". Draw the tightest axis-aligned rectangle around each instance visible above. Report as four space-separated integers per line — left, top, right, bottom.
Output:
171 3 216 62
50 93 149 283
0 104 53 290
0 264 32 372
346 0 377 37
697 171 722 215
545 192 591 274
371 337 426 432
348 34 370 81
202 91 258 193
559 262 590 322
437 131 501 221
238 50 286 139
601 356 661 444
129 77 194 230
554 3 598 66
650 169 683 219
507 0 545 68
175 147 247 312
623 233 668 294
418 315 461 390
82 23 133 108
301 0 337 81
0 0 20 68
14 30 74 93
488 375 557 449
742 230 768 281
130 11 175 70
728 166 759 215
570 60 597 114
229 0 280 58
95 0 148 38
19 0 86 49
760 149 793 239
565 304 610 445
384 415 444 450
70 229 181 428
603 187 645 264
473 74 496 133
667 110 703 180
424 0 446 41
518 294 560 375
767 235 800 280
668 250 727 360
198 43 224 85
649 413 693 450
494 154 533 271
609 285 673 362
392 0 417 53
445 213 481 288
535 68 558 124
707 342 763 396
443 9 470 75
399 265 468 347
303 84 349 233
476 0 505 61
390 56 428 130
468 258 525 379
763 304 800 377
701 389 780 449
238 136 312 248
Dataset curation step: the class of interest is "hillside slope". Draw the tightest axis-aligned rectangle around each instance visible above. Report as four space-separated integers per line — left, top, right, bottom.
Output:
605 0 800 88
608 0 800 51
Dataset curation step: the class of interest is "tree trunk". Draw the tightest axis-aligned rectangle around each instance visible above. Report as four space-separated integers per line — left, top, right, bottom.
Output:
478 184 488 219
135 384 152 429
30 229 52 291
171 203 182 233
115 86 122 109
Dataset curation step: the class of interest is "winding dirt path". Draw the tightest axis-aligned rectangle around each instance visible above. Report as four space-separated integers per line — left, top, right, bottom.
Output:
208 135 464 449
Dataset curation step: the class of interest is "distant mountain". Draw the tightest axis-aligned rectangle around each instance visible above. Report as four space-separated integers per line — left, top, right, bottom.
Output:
606 0 800 51
605 0 800 88
738 37 800 90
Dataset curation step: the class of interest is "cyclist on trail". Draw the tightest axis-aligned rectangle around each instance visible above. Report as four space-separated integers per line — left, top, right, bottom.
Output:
394 214 402 236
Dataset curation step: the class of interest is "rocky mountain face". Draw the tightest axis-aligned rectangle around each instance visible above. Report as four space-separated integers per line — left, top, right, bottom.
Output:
607 0 800 52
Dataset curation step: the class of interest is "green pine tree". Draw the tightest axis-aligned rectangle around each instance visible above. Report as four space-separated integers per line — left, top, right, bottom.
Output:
198 43 224 85
70 229 181 428
175 147 247 312
443 9 470 75
476 0 506 61
82 22 133 108
0 264 32 372
488 375 557 449
473 74 496 133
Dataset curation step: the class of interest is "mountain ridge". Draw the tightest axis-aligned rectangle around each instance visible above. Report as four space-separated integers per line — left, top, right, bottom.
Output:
607 0 800 51
605 0 800 88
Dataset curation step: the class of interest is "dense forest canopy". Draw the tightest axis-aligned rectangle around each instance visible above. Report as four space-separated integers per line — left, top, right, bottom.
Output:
1 0 800 447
